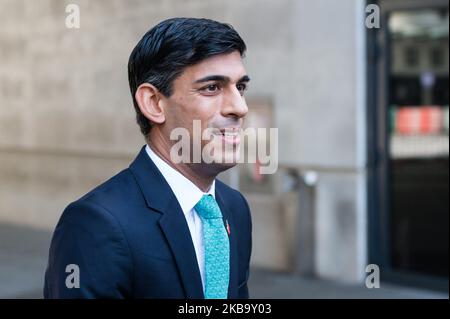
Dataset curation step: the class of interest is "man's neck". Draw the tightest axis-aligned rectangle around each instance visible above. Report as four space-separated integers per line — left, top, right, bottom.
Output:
147 141 215 193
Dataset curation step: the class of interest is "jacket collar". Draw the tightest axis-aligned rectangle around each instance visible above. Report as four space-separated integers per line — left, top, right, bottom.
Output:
129 145 176 214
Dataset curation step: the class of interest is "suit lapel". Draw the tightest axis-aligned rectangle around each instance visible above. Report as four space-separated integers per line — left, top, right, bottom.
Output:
158 201 204 299
129 146 204 298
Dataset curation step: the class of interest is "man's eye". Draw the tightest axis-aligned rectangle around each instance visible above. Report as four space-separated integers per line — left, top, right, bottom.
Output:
203 84 219 92
236 83 248 94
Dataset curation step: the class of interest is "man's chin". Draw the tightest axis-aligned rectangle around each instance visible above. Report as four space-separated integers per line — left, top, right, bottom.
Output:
215 160 239 170
200 155 240 174
211 149 240 166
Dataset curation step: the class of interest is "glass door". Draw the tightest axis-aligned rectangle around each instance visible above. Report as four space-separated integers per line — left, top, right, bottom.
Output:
388 7 449 278
370 0 449 290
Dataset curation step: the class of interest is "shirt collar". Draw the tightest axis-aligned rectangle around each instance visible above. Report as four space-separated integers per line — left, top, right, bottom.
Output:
145 144 215 215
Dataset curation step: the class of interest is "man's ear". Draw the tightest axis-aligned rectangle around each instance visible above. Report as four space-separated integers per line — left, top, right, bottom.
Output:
135 83 167 125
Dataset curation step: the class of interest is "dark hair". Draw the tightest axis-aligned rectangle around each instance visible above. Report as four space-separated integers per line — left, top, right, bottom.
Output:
128 17 247 137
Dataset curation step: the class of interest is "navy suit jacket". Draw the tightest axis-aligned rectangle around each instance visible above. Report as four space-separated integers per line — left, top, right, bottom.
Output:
44 146 252 299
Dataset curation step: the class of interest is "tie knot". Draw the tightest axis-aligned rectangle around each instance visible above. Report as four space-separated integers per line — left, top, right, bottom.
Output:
195 195 223 219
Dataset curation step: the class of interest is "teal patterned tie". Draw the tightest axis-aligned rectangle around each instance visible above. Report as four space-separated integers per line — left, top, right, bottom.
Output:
194 194 230 299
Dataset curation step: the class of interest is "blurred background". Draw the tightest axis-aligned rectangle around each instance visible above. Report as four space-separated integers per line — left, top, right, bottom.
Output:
0 0 448 298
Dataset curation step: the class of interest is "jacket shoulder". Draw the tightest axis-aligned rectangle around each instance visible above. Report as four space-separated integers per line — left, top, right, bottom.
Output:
76 168 145 211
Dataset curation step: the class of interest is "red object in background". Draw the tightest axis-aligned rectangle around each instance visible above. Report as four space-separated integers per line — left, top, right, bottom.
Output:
397 106 443 135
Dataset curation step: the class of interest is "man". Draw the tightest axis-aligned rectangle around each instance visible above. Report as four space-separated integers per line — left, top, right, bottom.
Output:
44 17 252 299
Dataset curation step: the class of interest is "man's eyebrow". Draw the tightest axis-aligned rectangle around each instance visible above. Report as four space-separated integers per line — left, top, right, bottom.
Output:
193 74 250 84
238 75 251 83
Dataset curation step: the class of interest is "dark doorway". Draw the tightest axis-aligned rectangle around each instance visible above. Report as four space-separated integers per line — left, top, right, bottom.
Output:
368 0 449 291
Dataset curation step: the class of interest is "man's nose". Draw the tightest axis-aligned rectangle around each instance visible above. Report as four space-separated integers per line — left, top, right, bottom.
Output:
221 87 248 119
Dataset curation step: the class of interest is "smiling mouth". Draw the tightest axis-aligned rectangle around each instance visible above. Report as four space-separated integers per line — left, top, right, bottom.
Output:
216 127 242 137
212 128 241 146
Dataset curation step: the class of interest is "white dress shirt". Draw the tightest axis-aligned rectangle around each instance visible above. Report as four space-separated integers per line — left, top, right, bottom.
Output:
145 144 213 291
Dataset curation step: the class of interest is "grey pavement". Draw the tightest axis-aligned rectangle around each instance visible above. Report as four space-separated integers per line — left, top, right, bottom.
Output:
248 268 448 299
0 223 447 299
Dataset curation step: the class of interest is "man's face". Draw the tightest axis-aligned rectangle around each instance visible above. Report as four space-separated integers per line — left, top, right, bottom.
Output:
159 51 249 174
